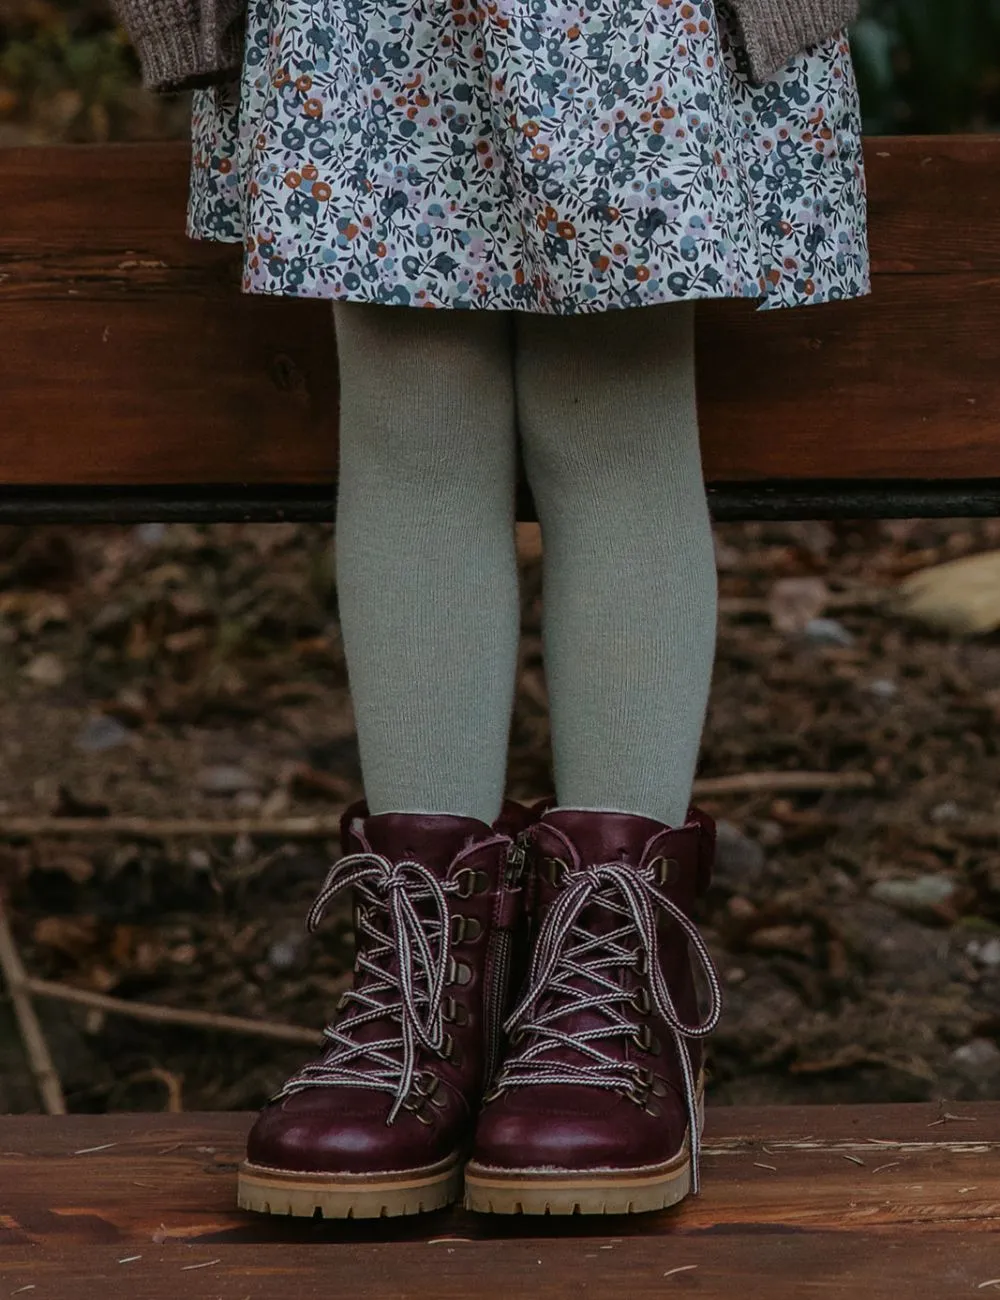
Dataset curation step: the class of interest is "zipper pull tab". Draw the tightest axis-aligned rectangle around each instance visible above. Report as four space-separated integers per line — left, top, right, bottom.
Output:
495 831 530 928
504 830 530 888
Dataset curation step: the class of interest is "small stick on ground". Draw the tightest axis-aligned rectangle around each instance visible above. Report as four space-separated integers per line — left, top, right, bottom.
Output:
693 770 875 796
0 771 875 842
0 893 66 1114
719 590 888 617
110 1066 184 1113
24 976 325 1046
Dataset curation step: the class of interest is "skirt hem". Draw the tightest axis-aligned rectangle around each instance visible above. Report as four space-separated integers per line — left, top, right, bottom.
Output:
187 225 872 314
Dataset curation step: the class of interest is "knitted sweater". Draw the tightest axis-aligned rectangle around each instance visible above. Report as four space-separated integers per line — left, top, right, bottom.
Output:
112 0 858 94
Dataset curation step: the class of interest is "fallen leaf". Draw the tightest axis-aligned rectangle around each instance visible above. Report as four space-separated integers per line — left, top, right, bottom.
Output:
196 765 260 795
35 845 95 885
895 550 1000 635
22 653 66 687
746 924 815 956
767 577 829 634
32 914 101 959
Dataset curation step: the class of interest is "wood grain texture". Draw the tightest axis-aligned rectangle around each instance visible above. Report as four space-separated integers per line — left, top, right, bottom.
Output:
3 1235 1000 1300
1 1104 998 1296
1 138 1000 489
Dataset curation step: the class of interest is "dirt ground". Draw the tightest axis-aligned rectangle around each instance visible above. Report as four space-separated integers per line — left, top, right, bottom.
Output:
1 517 999 1115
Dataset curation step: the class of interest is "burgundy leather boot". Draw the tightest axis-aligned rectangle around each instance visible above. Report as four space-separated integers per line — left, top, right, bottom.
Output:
237 795 537 1219
464 805 722 1215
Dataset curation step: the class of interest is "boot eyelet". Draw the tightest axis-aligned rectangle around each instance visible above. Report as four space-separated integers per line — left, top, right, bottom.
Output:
543 856 568 887
450 914 483 944
644 1101 662 1117
442 996 469 1026
634 950 648 976
649 856 679 886
446 956 473 986
633 1024 655 1053
650 1076 668 1098
631 987 651 1014
454 868 490 898
403 1095 433 1123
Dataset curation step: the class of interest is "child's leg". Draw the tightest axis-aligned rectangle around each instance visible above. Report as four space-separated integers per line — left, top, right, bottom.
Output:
513 303 717 827
332 302 521 823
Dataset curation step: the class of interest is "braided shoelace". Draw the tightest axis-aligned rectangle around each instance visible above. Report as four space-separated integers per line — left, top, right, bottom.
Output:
494 859 722 1192
269 850 456 1124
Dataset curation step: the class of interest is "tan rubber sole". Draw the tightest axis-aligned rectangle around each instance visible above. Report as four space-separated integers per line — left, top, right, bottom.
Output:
237 1154 462 1219
464 1086 704 1216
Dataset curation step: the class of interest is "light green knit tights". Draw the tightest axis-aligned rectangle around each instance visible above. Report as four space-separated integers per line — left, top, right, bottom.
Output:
332 300 718 829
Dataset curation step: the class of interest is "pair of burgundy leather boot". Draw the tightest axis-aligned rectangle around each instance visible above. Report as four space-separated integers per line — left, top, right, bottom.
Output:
238 794 721 1218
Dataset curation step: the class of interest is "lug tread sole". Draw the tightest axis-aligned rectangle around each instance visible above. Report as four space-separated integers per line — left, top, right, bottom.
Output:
464 1081 704 1216
237 1156 462 1219
463 1151 691 1216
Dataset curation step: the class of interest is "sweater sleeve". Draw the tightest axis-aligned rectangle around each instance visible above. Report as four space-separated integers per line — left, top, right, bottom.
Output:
109 0 244 93
728 0 859 85
200 0 246 81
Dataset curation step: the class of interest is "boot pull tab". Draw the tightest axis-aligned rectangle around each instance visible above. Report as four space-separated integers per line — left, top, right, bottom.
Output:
686 805 715 896
339 797 370 851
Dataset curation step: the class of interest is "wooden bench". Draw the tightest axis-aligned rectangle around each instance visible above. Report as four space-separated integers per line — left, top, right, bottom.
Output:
1 135 999 523
2 1103 998 1297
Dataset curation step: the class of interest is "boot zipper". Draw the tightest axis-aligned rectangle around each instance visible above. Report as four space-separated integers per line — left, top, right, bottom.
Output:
483 831 530 1086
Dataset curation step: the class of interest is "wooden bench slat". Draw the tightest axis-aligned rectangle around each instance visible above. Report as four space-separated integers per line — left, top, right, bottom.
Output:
2 1103 998 1296
2 1105 997 1251
4 1232 1000 1300
2 137 1000 494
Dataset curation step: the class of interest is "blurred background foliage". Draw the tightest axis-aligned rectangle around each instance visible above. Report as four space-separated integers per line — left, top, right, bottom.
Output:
0 0 998 142
852 0 1000 132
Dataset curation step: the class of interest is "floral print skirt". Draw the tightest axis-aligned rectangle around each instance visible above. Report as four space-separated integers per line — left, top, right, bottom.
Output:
187 0 870 312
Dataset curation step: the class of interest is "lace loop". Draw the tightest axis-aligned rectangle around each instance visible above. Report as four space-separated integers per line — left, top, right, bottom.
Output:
497 857 722 1193
271 850 454 1123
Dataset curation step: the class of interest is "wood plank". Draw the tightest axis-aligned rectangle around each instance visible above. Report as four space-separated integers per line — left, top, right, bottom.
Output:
1 1103 996 1241
863 136 1000 275
699 278 1000 480
3 1234 1000 1300
1 139 999 489
1 1104 998 1297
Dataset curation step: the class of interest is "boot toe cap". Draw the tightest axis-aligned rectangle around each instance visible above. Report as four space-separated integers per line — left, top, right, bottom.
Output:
472 1085 688 1172
245 1087 462 1175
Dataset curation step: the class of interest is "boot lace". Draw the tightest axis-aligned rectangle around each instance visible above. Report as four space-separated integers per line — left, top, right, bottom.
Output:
269 850 456 1124
494 858 722 1192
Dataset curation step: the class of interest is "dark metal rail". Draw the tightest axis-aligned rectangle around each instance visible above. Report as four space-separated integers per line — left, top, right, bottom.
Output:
0 481 996 524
